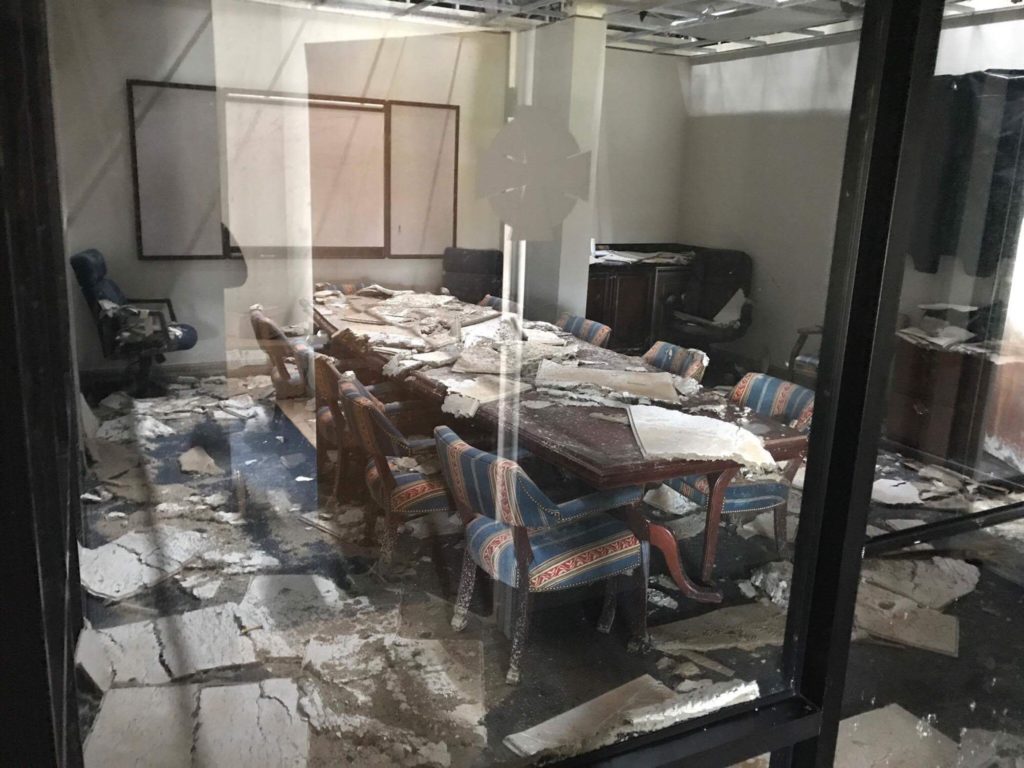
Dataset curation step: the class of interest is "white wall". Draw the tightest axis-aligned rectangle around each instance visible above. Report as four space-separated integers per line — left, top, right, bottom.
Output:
596 49 687 243
48 0 508 371
675 16 1024 369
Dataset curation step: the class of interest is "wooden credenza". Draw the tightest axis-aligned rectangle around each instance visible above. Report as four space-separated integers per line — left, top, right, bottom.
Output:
587 264 689 354
884 336 994 470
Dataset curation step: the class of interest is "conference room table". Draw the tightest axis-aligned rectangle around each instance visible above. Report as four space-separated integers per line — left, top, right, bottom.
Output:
313 293 807 603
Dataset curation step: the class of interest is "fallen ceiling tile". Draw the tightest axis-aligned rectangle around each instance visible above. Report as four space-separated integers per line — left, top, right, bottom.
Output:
193 679 309 768
156 603 259 678
872 478 923 506
628 405 776 469
860 556 979 610
179 445 224 475
650 602 786 653
83 685 199 768
854 582 959 657
957 728 1024 768
835 703 958 768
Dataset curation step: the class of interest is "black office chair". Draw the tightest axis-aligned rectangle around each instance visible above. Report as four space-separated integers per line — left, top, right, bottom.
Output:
70 249 198 394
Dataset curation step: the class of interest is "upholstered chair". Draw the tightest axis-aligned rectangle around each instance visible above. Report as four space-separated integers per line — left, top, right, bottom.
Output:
643 341 709 382
665 373 813 574
435 425 650 684
555 313 612 348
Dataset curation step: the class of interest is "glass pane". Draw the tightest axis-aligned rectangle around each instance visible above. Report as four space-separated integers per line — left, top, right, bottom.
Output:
842 12 1024 765
51 0 933 763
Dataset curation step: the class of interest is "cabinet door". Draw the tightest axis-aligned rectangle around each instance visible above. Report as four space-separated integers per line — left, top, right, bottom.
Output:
609 272 653 352
586 275 612 324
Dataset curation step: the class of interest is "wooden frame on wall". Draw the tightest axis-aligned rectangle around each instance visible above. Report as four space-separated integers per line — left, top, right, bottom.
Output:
127 80 459 261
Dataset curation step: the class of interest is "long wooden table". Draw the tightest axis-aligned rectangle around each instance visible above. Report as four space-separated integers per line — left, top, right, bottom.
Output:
314 296 807 603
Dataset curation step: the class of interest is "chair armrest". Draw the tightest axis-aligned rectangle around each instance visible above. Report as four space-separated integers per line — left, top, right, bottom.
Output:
406 437 437 455
366 381 405 400
383 399 435 414
125 298 177 322
557 486 643 522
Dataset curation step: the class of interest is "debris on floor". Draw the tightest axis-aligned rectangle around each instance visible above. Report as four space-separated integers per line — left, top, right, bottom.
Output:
83 685 199 768
853 582 959 657
78 526 209 600
179 445 224 475
651 602 786 654
834 703 958 768
956 728 1024 768
860 556 979 610
749 560 793 609
871 478 923 506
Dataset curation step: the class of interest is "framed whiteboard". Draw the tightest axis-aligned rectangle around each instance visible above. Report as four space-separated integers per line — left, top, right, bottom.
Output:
127 80 231 260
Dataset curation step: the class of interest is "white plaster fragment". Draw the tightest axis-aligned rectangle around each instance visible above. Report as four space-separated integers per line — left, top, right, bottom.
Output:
628 406 776 469
651 602 786 653
854 582 959 657
835 704 957 768
860 556 979 610
750 560 793 609
871 478 923 506
194 679 308 768
83 685 199 768
179 445 223 475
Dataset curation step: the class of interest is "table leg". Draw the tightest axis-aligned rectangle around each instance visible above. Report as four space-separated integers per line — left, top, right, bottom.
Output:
700 467 739 585
648 523 722 604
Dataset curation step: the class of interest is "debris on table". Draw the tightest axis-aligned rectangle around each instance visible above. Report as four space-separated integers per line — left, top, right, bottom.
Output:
536 359 679 402
629 405 776 469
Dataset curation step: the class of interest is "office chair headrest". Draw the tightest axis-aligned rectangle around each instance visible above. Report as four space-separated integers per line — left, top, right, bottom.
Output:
70 249 107 287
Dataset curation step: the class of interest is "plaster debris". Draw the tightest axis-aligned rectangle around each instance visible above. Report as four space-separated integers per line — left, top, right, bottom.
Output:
194 679 308 768
503 674 676 758
295 475 314 483
835 703 957 768
537 360 679 402
651 602 786 653
673 375 701 397
78 527 210 600
644 484 701 517
871 478 923 506
957 728 1024 768
589 410 630 425
628 406 776 469
83 685 199 768
81 622 169 686
279 453 305 470
203 491 229 508
737 510 797 543
155 603 259 677
304 635 390 684
623 679 760 730
674 649 735 678
99 391 134 412
647 588 679 611
406 510 463 539
854 582 959 657
179 445 223 475
177 573 222 600
860 556 979 610
675 678 714 693
440 375 531 417
750 561 793 609
198 549 280 575
522 400 553 410
75 627 115 691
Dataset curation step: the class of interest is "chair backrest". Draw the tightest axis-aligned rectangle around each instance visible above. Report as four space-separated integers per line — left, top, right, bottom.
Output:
434 426 560 528
643 341 708 381
555 314 612 348
730 373 814 432
479 294 521 313
70 249 127 312
313 354 346 427
340 379 412 458
250 306 311 379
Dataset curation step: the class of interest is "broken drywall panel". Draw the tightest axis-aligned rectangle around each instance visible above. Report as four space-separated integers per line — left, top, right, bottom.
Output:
78 526 210 601
156 603 258 678
75 628 115 691
305 635 391 686
854 582 959 657
179 445 224 475
871 478 923 506
83 685 199 768
503 674 676 758
622 679 760 731
750 561 793 609
536 360 679 402
87 622 169 686
440 375 531 418
193 679 308 768
650 602 786 654
628 406 776 469
957 728 1024 768
860 556 979 610
835 703 958 768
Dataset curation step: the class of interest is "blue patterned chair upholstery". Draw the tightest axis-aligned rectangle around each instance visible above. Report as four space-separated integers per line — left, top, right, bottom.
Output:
666 373 813 557
555 313 612 348
341 380 452 563
643 341 709 381
435 425 648 683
